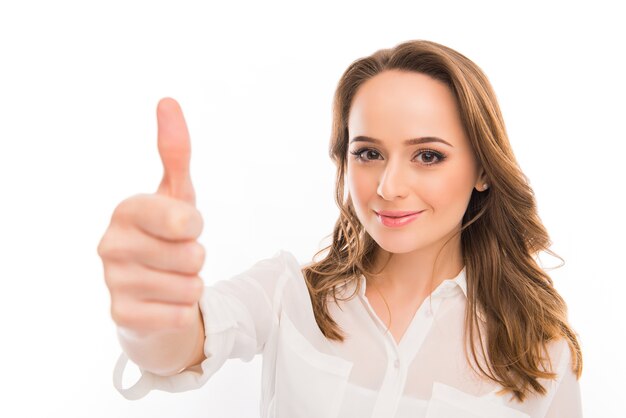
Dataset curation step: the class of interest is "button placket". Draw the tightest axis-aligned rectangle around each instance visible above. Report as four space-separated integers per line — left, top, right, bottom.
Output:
370 349 407 418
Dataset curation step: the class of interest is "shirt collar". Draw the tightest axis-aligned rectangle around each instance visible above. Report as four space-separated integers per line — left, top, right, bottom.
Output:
355 266 487 323
452 266 468 298
357 266 468 299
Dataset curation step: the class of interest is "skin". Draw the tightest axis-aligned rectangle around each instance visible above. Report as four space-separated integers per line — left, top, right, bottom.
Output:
346 70 488 339
98 98 207 374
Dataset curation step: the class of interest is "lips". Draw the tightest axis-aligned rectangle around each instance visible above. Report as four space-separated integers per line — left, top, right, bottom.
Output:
375 210 423 218
375 210 423 227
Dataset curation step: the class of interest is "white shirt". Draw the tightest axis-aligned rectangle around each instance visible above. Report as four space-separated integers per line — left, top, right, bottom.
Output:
113 249 582 418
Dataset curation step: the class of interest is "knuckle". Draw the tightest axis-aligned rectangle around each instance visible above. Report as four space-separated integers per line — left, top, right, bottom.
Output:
182 278 204 304
113 193 148 226
99 232 131 262
102 262 126 293
195 211 204 235
96 231 106 255
107 270 130 294
112 195 135 221
192 278 205 300
168 210 188 237
97 235 109 258
110 303 130 327
98 231 123 260
101 263 117 290
186 209 203 237
189 243 205 273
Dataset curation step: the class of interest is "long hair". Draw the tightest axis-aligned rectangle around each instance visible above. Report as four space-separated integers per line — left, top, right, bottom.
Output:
301 39 582 402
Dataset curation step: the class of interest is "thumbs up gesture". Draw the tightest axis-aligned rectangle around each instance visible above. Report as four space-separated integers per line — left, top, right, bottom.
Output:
97 98 205 339
156 98 197 206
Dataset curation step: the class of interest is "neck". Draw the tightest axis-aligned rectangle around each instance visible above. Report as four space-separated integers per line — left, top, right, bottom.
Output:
368 231 464 300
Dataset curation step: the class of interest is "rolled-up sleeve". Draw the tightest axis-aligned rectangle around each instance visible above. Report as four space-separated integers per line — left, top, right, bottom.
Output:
112 249 296 400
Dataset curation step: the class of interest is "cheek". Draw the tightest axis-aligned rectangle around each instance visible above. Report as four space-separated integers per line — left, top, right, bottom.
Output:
421 167 474 210
346 166 373 207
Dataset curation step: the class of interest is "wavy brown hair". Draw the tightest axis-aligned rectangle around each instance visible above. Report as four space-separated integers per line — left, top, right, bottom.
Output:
301 39 582 402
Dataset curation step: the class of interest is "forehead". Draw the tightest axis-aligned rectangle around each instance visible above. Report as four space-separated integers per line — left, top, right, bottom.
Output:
348 70 466 145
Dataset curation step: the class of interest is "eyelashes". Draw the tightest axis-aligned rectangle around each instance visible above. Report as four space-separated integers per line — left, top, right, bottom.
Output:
349 147 447 166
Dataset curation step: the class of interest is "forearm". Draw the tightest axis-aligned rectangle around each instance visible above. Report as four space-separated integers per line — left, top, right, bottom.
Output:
117 304 207 376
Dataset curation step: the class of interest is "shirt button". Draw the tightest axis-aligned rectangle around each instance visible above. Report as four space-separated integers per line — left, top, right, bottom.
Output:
394 359 400 368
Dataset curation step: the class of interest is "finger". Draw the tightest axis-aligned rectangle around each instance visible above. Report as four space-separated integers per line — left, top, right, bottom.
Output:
156 97 196 206
135 231 205 274
102 223 206 274
113 300 200 334
114 193 203 241
109 262 205 305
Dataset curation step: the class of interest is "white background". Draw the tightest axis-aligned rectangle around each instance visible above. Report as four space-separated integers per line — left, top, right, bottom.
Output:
1 0 623 417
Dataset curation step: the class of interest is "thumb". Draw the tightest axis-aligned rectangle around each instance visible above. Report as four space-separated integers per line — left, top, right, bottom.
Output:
155 97 196 206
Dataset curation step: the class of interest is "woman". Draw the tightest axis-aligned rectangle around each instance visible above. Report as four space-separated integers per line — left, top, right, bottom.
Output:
100 40 582 417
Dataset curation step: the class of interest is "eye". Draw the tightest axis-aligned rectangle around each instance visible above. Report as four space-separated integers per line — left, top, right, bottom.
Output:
349 148 382 162
416 150 446 165
349 147 447 166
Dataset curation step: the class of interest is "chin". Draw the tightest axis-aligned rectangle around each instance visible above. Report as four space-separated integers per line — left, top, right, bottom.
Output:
367 229 425 255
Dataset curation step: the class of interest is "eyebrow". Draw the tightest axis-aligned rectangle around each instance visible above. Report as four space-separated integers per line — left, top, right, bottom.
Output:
349 135 454 148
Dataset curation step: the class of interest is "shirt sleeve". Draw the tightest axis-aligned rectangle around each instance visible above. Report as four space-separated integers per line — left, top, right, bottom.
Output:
542 340 583 418
112 249 297 400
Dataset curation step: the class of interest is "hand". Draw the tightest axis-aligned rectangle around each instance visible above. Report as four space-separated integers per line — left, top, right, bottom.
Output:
97 98 205 339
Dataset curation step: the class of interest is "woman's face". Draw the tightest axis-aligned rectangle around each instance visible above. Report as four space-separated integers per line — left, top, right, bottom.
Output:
346 70 486 255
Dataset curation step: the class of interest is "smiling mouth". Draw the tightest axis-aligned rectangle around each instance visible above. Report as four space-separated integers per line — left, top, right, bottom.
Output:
375 211 424 227
375 210 424 218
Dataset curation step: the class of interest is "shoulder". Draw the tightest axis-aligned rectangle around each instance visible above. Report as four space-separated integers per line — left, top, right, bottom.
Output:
211 249 305 303
539 338 582 417
542 337 579 386
256 249 311 295
246 249 301 273
234 249 304 287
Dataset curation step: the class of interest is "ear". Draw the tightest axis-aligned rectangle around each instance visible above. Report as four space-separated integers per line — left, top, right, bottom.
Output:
474 167 489 192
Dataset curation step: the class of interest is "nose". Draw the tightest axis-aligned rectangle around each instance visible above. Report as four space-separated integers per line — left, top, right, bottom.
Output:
377 159 410 200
